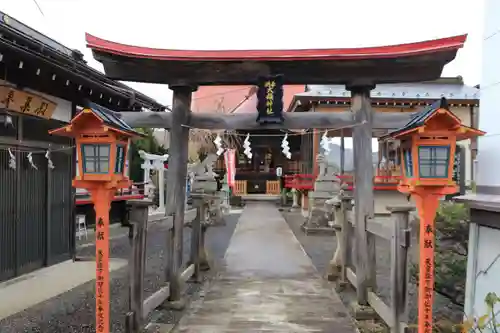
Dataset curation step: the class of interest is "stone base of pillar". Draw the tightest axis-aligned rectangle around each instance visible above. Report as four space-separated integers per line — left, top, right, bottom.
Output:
199 247 211 271
301 191 309 210
301 191 336 235
349 301 377 320
326 263 341 281
163 298 187 311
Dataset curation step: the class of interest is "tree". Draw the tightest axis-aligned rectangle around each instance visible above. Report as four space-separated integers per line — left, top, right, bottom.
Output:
433 202 469 306
412 201 469 306
188 96 240 163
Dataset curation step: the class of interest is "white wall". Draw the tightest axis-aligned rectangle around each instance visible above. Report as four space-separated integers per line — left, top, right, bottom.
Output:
463 0 500 326
0 79 72 123
465 225 500 324
477 0 500 187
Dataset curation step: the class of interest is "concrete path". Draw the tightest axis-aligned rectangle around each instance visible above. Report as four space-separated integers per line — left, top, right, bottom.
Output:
0 258 127 320
172 202 356 333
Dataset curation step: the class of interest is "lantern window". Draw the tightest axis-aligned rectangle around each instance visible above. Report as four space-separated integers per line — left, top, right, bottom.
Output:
418 145 450 178
115 145 125 174
403 149 413 177
81 144 110 174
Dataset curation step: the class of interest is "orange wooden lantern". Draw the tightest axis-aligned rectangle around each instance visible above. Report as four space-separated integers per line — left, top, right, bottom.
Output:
382 97 484 333
49 103 141 333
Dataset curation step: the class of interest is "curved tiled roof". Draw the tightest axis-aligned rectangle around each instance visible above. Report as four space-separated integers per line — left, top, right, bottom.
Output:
86 33 466 61
299 80 479 101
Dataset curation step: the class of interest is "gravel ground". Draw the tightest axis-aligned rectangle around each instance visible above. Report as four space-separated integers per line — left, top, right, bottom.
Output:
282 210 462 327
0 212 240 333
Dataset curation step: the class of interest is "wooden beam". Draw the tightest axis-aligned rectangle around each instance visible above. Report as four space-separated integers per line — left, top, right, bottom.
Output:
351 86 376 305
118 111 172 128
116 110 416 130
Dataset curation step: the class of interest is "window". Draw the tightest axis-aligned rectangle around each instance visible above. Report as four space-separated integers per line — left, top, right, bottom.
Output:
115 145 125 174
403 149 413 177
418 145 450 178
81 144 110 174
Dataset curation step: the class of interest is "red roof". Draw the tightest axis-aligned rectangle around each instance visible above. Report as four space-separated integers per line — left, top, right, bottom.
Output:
86 33 467 61
192 86 254 113
192 85 305 114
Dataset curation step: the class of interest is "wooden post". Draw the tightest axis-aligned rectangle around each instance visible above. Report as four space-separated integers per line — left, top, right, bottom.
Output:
166 227 174 291
349 85 375 305
340 196 353 285
165 85 195 303
327 200 343 280
388 205 413 333
126 199 151 333
190 195 203 282
199 201 211 271
89 188 115 333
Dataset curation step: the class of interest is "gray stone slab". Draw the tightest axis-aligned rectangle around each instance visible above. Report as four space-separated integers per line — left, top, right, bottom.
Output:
172 203 357 333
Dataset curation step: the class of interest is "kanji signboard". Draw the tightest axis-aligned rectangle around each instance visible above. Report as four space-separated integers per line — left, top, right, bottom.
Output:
256 75 284 124
0 85 57 119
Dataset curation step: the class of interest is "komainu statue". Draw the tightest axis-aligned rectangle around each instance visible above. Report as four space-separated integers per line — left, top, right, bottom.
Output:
190 154 224 226
302 154 344 234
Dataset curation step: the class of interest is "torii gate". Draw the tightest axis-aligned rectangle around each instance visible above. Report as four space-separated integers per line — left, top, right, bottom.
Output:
86 33 467 305
138 150 168 212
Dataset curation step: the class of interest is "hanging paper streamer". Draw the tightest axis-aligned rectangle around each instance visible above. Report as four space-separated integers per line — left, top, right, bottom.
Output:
281 133 291 159
8 148 16 170
214 133 224 156
27 152 38 170
45 150 55 169
320 131 331 154
2 114 13 127
243 134 252 159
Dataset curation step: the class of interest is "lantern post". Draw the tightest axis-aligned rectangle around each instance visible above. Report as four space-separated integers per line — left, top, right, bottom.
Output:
382 98 484 333
49 104 141 333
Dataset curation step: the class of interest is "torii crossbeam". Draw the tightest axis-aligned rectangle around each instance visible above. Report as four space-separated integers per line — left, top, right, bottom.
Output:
115 110 418 130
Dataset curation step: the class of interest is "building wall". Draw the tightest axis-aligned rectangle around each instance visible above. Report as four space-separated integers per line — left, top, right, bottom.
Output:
464 225 500 322
477 0 500 188
0 78 74 282
463 0 500 322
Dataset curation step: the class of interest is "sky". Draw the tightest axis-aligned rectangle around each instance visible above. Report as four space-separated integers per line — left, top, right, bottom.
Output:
0 0 485 150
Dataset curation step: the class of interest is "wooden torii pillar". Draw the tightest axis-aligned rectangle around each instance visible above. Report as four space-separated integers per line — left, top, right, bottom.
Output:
349 85 376 305
164 85 196 304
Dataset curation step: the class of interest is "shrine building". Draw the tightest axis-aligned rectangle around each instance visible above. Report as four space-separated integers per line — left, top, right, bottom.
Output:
192 77 478 197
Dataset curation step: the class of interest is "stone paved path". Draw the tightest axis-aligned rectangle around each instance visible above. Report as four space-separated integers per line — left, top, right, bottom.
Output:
172 202 356 333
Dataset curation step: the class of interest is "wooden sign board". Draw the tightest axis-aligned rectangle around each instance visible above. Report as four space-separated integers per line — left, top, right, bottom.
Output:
0 85 57 120
256 75 284 124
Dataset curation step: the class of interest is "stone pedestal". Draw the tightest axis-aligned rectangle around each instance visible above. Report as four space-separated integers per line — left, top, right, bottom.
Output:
302 190 336 235
192 175 224 226
326 198 345 280
290 188 300 212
